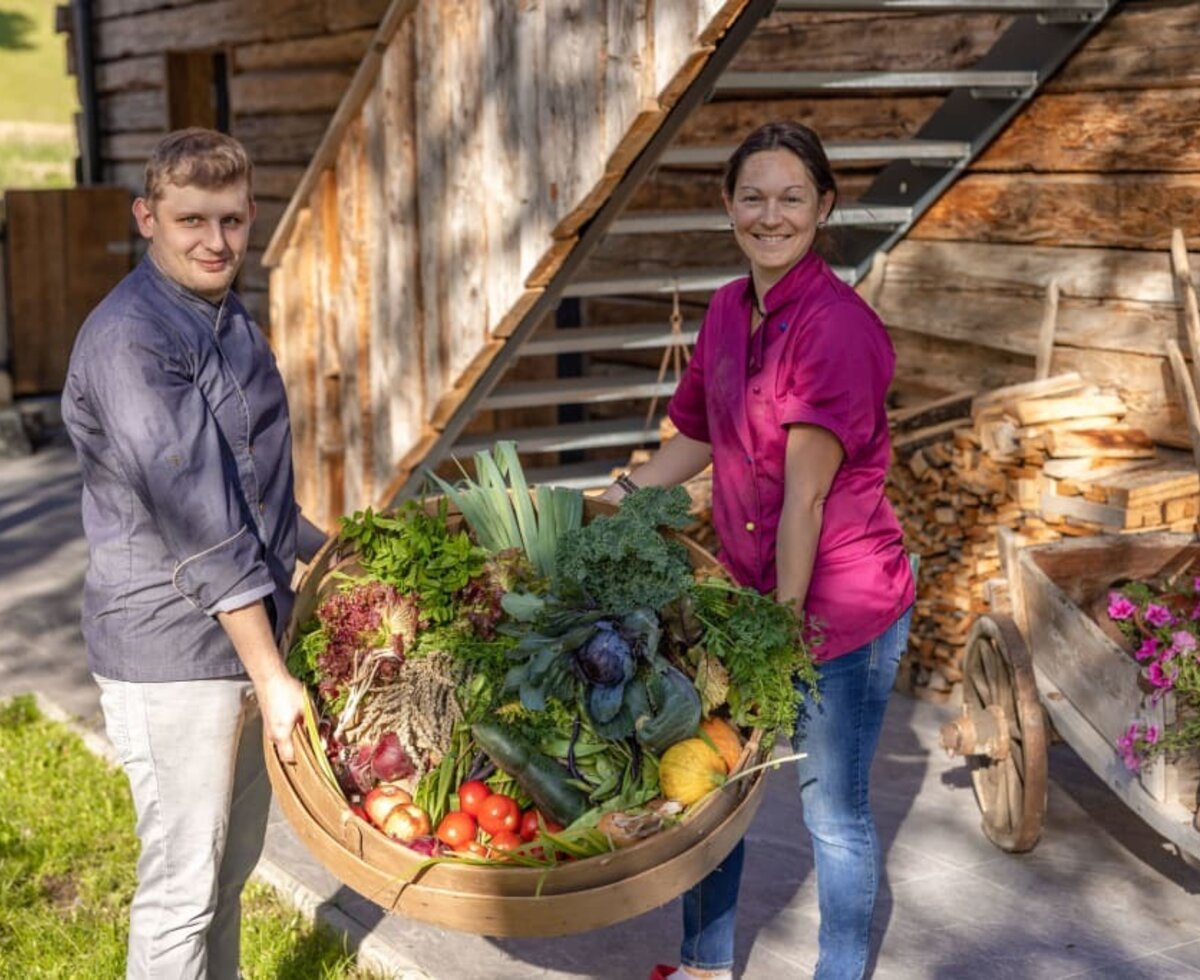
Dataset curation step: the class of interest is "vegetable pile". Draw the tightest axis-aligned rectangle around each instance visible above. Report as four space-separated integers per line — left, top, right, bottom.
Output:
288 442 819 866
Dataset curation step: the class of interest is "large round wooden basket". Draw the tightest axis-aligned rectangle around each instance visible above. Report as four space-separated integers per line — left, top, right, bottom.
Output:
265 497 770 937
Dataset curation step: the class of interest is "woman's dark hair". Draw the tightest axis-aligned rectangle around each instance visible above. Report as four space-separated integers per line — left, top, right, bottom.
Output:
723 121 838 212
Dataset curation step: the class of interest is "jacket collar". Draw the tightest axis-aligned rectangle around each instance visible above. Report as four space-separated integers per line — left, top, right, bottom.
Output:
139 254 225 327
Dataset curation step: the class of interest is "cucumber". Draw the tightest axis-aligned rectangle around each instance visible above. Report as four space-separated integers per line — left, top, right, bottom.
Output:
471 720 591 826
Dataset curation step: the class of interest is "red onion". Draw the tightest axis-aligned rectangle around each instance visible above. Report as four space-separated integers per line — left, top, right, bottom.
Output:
371 732 416 783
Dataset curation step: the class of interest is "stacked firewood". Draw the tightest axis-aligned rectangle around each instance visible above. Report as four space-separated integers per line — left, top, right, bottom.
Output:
887 372 1200 700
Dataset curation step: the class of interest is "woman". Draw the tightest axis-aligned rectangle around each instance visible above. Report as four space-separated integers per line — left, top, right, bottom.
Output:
602 121 914 980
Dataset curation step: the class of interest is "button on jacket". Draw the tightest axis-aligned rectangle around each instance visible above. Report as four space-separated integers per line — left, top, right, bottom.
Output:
62 256 299 682
668 250 914 660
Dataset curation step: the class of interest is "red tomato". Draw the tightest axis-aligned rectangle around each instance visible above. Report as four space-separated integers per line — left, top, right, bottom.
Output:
436 810 478 851
518 809 540 842
477 793 521 836
488 830 522 855
457 780 491 818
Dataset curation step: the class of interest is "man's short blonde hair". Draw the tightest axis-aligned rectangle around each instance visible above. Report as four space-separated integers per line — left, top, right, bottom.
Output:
143 128 253 204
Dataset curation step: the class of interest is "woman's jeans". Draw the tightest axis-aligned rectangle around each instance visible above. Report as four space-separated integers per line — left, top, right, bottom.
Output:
680 606 912 979
95 675 271 980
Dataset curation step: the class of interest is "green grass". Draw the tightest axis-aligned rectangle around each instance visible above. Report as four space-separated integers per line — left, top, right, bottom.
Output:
0 0 78 190
0 0 79 124
0 695 381 979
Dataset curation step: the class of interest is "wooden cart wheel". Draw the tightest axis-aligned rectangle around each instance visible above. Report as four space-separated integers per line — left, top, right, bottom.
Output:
949 613 1048 852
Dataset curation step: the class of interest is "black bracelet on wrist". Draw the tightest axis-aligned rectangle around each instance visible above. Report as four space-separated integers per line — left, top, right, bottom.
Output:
615 473 640 495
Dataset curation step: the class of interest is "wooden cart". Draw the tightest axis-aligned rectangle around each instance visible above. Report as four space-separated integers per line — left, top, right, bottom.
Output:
939 529 1200 862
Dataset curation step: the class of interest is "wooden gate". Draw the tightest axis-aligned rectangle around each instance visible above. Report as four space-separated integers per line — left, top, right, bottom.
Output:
3 186 132 396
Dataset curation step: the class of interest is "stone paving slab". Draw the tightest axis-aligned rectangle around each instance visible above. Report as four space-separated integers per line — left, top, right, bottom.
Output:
3 440 1200 979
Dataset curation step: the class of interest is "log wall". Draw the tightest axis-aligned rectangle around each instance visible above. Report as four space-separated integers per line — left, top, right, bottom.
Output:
73 0 389 327
883 0 1200 447
266 0 753 526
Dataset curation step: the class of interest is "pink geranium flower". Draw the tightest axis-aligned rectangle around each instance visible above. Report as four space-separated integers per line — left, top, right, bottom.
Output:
1116 723 1142 771
1134 637 1160 662
1107 592 1138 621
1145 603 1175 628
1171 631 1198 655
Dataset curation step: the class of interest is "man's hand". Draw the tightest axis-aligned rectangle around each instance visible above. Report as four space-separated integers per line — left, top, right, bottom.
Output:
217 600 306 763
255 670 307 764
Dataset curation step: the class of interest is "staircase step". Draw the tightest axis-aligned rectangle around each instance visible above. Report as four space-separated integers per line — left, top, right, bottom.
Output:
775 0 1107 11
522 323 700 357
480 372 677 411
522 458 627 491
454 416 665 456
609 205 911 235
660 139 972 167
714 70 1038 95
562 263 858 298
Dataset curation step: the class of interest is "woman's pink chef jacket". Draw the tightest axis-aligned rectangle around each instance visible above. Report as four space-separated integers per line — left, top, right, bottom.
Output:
667 249 914 660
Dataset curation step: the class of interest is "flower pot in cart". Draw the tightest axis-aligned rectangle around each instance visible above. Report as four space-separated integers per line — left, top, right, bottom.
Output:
264 497 771 937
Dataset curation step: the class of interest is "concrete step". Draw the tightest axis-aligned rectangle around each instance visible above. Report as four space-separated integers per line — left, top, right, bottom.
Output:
480 371 676 411
713 69 1039 96
659 138 972 167
521 323 699 357
453 416 664 456
609 205 911 235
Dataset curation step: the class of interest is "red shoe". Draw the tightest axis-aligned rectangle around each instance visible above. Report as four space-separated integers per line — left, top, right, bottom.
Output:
650 967 678 980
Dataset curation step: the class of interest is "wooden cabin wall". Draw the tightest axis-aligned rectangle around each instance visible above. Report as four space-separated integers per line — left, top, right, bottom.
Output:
78 0 389 327
268 0 751 526
880 0 1200 446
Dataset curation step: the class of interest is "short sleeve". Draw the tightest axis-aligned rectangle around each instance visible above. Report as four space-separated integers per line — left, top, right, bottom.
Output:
777 301 888 460
667 313 711 443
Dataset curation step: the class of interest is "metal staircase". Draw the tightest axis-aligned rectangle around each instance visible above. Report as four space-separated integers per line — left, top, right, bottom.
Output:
428 0 1121 491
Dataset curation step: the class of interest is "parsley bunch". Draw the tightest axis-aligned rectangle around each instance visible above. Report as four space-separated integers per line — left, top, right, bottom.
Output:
336 500 487 625
690 577 820 738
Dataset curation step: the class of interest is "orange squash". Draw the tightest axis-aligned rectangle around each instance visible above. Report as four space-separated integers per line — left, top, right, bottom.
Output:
659 738 727 806
699 717 743 774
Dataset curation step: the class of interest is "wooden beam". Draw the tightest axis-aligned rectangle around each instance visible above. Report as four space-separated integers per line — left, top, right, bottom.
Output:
1164 339 1200 476
263 0 418 267
1034 278 1059 381
912 173 1200 250
1170 228 1200 396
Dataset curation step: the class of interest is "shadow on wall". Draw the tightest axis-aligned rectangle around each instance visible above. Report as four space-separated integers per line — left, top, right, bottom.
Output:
0 11 35 50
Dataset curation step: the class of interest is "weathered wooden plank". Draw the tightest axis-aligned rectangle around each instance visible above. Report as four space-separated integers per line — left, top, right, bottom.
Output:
478 0 529 342
676 94 940 146
96 1 327 60
975 89 1200 173
890 326 1034 403
541 0 605 235
8 192 67 396
1018 549 1145 747
230 68 357 115
296 209 320 518
733 10 1008 72
253 164 306 200
883 239 1198 306
231 113 332 164
166 51 218 129
335 119 365 512
1048 0 1200 93
98 90 165 131
912 173 1200 250
95 0 387 59
1052 346 1189 450
414 1 450 413
653 2 698 97
248 199 287 252
513 0 555 278
104 161 145 197
875 284 1180 359
95 55 163 93
378 20 423 482
314 168 343 527
100 131 161 162
239 250 270 293
94 0 189 19
233 28 375 71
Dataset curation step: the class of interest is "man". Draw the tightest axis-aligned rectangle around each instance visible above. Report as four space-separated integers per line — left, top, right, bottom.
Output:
62 128 324 978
